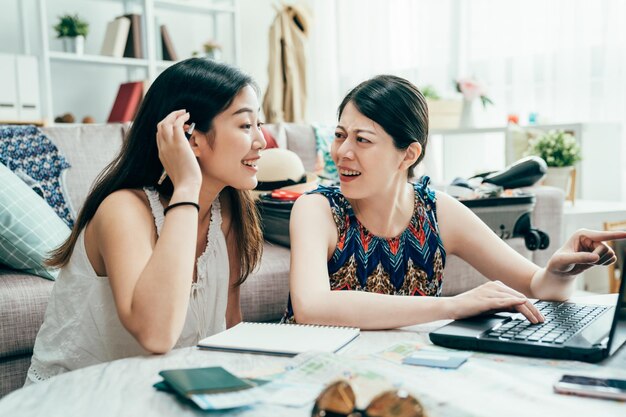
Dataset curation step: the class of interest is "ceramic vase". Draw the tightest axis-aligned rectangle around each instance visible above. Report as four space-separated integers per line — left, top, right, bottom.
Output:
459 99 474 128
62 35 84 55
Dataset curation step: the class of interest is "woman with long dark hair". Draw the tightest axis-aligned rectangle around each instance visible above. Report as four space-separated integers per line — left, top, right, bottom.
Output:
285 74 625 328
26 58 265 383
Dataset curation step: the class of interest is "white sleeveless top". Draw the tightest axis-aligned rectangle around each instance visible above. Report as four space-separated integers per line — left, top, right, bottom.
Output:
26 188 229 384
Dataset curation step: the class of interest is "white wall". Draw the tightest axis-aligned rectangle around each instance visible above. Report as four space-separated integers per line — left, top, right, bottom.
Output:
238 0 276 103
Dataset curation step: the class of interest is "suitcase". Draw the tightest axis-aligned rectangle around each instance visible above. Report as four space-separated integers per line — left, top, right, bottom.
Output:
257 191 551 251
256 193 293 247
461 194 550 251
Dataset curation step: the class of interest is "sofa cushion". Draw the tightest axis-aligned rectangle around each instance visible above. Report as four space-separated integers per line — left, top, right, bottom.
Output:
260 126 279 149
0 163 71 280
0 271 53 358
525 185 564 267
283 124 317 172
312 124 338 180
41 124 125 216
442 238 531 296
0 125 73 227
0 354 31 398
240 242 290 322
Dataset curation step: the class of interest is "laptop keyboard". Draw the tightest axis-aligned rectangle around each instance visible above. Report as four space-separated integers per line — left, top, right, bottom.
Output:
484 301 610 345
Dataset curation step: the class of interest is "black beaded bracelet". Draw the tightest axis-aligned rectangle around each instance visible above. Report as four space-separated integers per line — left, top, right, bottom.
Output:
163 201 200 216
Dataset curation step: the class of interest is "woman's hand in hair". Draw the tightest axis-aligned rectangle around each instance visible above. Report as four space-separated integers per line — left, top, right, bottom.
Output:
447 280 545 324
156 110 202 192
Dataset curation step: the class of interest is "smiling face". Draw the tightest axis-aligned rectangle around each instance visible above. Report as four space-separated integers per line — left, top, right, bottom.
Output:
194 85 266 190
332 101 413 199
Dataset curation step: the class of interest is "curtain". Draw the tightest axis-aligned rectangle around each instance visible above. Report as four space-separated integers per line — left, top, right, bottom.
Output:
309 0 626 126
307 0 626 190
307 0 454 123
462 0 626 127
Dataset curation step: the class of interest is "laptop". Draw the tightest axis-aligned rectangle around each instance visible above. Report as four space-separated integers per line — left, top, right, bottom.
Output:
430 261 626 363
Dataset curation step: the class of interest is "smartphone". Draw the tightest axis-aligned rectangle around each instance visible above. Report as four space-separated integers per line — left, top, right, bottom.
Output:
553 374 626 401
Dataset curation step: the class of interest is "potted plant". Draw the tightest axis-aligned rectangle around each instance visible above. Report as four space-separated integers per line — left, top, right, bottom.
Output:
54 13 89 55
202 39 222 61
525 129 581 195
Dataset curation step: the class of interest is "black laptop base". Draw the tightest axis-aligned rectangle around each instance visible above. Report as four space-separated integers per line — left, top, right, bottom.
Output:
429 328 607 363
429 313 611 363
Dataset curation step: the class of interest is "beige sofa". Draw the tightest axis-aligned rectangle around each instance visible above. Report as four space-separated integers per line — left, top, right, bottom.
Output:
0 123 564 397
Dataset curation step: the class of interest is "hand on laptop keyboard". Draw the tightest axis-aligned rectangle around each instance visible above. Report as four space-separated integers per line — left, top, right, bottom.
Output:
449 280 545 323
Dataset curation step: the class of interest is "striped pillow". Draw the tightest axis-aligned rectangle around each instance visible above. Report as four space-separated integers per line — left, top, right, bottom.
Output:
0 162 70 280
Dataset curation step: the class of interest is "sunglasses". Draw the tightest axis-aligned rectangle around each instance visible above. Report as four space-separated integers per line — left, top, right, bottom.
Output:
311 380 426 417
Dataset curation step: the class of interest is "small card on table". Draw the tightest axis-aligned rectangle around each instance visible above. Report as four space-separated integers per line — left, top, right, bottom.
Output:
402 350 471 369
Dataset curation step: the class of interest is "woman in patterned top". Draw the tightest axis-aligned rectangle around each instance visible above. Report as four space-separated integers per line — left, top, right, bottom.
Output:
286 75 626 329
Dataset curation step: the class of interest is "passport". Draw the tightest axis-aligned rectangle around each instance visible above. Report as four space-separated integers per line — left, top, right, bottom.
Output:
156 366 255 398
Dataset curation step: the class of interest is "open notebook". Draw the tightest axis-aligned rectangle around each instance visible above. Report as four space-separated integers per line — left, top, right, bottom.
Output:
197 322 360 356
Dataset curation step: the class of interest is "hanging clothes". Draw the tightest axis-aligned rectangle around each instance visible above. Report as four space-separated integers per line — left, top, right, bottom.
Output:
263 4 311 123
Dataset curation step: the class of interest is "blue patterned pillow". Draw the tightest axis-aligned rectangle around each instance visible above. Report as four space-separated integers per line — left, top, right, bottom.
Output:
312 124 338 181
0 125 73 227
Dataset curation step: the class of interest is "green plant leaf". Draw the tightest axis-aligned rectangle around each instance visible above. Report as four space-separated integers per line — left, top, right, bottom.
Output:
421 85 440 100
524 129 582 167
54 13 89 38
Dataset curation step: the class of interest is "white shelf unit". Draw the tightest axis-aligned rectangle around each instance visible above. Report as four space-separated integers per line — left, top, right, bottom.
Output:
422 123 623 202
48 51 150 67
35 0 240 123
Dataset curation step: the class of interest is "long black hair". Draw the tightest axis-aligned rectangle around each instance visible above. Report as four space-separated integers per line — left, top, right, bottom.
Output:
338 75 429 177
48 58 263 284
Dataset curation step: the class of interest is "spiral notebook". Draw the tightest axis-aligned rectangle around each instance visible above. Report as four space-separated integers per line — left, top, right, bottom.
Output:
197 322 360 356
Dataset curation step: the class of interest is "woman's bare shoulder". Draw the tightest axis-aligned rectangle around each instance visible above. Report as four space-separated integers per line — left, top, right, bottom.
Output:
291 193 336 237
91 189 155 234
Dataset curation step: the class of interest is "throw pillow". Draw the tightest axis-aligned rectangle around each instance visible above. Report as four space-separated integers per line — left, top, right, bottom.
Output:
0 162 71 280
261 126 279 149
312 124 338 180
0 125 74 227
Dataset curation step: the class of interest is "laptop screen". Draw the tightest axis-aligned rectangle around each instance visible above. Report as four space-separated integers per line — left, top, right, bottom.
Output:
608 258 626 356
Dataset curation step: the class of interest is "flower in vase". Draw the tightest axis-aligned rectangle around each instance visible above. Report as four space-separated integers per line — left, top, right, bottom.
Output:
455 77 493 108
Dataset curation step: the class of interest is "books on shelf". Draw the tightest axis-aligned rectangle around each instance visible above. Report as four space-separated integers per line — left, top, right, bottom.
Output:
101 17 131 58
122 14 143 59
107 81 144 123
197 322 360 356
160 25 178 61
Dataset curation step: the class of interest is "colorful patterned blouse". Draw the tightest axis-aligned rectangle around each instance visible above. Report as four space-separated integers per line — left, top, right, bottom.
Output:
282 176 446 323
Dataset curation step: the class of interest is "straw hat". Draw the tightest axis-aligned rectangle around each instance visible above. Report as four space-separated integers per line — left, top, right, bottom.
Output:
252 148 318 199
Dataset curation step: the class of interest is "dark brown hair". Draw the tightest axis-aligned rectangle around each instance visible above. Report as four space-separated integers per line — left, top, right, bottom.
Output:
47 58 263 284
